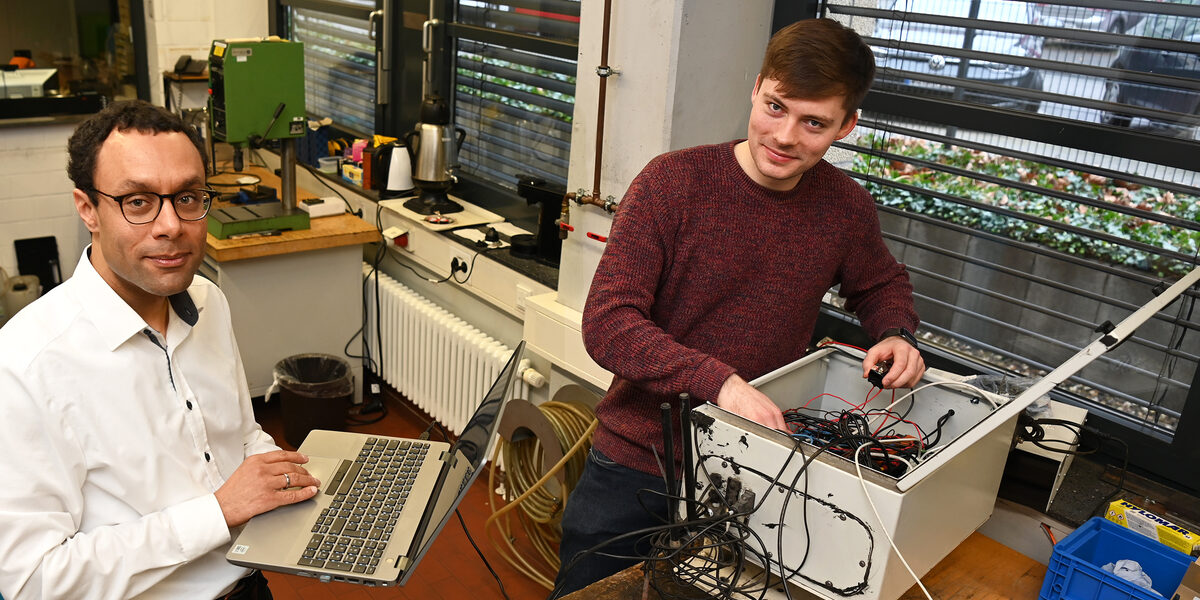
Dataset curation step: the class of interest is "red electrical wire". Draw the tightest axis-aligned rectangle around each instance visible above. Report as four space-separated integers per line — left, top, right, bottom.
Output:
817 340 868 353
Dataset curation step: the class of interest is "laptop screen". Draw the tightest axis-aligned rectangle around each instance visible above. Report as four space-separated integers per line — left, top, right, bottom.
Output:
453 341 525 475
398 341 526 583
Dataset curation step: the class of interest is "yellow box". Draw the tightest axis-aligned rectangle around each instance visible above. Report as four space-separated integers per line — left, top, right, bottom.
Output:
1106 500 1200 556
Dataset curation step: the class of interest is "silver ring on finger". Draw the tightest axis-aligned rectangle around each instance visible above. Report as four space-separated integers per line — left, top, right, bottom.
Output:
283 473 291 489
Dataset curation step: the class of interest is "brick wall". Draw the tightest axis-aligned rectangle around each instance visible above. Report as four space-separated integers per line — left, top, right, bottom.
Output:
0 122 88 285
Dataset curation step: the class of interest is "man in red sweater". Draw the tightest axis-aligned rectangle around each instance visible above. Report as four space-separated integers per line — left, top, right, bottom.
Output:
550 18 927 598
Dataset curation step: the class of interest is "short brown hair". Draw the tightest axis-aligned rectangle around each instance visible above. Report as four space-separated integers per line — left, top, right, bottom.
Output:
760 18 876 120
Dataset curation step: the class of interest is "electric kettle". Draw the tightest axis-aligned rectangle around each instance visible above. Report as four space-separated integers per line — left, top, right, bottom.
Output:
403 95 466 214
372 142 414 199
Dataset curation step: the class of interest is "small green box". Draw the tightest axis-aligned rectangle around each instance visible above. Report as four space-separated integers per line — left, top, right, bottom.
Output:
208 39 307 145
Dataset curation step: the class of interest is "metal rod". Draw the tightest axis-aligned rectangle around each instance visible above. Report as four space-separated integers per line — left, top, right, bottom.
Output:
679 393 697 523
660 402 678 540
591 0 613 201
280 138 297 211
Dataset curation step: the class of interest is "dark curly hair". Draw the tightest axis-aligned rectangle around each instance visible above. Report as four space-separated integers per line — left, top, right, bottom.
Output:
67 100 208 197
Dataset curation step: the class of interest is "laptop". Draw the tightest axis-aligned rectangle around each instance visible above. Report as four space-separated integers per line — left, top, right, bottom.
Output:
227 341 526 586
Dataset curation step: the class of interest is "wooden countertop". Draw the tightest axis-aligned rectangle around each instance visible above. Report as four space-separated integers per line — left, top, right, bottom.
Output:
204 165 380 262
205 212 380 262
563 532 1047 600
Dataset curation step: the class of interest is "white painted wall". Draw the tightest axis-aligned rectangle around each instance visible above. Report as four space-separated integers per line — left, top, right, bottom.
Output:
557 0 776 311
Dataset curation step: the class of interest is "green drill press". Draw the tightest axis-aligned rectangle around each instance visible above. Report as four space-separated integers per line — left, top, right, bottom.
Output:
207 38 310 239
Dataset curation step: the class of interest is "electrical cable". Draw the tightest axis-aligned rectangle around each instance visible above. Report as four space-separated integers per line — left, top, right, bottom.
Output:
879 380 998 413
456 508 512 600
1085 431 1129 518
1040 522 1058 546
452 246 496 285
384 249 453 284
854 439 936 600
647 372 968 599
297 160 357 214
638 429 846 599
1014 414 1130 517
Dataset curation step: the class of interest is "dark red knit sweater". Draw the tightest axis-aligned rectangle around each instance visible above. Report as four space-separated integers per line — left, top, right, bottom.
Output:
581 141 919 476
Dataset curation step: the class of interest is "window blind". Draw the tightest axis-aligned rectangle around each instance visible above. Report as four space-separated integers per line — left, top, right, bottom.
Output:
819 1 1200 447
453 1 579 191
289 2 377 137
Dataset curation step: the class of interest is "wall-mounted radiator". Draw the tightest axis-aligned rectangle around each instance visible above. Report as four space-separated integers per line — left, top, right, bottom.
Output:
362 265 526 435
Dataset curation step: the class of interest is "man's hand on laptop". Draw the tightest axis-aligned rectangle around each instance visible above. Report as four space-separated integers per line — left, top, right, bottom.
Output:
215 450 321 527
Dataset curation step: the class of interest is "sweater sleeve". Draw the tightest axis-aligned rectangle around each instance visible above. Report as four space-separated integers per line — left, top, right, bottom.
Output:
837 186 920 340
581 158 736 401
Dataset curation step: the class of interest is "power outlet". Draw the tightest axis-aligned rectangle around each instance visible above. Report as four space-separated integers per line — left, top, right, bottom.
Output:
450 248 472 277
515 284 532 315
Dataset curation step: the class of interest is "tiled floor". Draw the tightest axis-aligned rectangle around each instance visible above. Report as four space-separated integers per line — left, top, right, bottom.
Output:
252 394 552 600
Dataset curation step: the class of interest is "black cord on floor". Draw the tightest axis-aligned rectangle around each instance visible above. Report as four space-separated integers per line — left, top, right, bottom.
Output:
456 508 512 600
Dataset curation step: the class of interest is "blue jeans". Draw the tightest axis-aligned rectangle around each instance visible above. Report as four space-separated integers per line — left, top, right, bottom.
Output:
549 448 670 599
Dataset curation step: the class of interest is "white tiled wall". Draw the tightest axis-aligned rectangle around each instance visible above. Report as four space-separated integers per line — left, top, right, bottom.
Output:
0 122 88 282
145 0 268 106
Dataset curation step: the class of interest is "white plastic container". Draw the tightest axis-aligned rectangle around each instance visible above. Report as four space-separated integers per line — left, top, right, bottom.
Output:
317 156 340 174
3 274 41 318
690 347 1014 600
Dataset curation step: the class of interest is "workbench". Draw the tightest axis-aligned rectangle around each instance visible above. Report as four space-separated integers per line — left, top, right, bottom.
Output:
562 532 1047 600
200 167 380 402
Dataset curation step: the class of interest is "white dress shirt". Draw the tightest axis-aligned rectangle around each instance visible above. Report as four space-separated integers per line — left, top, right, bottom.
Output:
0 248 278 600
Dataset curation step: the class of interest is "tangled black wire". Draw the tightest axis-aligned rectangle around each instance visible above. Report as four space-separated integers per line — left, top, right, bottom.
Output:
552 382 981 599
639 431 874 600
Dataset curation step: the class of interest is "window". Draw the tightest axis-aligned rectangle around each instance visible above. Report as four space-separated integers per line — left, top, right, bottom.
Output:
821 0 1200 486
450 1 580 192
283 0 377 137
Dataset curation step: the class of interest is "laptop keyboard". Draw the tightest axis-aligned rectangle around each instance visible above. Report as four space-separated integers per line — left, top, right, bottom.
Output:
296 437 432 574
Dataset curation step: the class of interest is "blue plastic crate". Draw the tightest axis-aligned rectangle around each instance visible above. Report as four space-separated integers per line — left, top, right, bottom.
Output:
1040 517 1193 600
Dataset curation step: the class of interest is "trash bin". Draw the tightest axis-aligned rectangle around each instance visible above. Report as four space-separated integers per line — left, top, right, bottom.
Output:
274 354 354 447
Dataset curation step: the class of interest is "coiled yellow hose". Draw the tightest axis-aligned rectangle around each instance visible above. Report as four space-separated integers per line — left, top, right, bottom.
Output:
486 400 597 589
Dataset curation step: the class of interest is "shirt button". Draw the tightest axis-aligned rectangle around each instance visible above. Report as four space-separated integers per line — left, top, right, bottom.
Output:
205 452 212 462
186 400 193 410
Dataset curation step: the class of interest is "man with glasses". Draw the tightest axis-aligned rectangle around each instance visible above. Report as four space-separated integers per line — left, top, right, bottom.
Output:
0 100 319 599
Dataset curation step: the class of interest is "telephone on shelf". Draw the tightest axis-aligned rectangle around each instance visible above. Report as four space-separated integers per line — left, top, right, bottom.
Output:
173 55 206 76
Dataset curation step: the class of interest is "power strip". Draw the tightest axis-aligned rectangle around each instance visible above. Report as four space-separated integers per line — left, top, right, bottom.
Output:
299 196 346 218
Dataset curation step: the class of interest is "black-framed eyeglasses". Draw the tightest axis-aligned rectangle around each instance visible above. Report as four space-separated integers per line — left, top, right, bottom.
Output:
89 188 218 225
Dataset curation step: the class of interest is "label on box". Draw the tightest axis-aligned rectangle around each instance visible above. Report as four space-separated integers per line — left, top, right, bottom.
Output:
1106 500 1200 556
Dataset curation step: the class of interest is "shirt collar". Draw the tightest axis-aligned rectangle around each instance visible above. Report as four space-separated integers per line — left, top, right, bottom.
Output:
72 246 200 351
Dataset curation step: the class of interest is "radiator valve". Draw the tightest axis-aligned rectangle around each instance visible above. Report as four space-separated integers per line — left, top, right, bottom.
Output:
518 359 546 388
